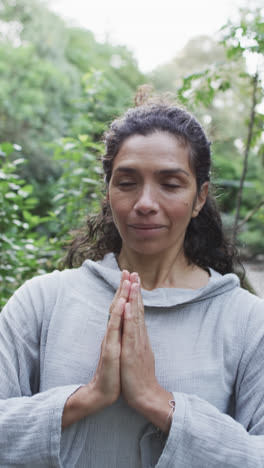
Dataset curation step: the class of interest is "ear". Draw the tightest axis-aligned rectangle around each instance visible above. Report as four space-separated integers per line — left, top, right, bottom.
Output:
192 182 209 218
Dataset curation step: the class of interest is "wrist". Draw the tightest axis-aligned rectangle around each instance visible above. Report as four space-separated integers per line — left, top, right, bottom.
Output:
131 385 175 433
62 382 111 430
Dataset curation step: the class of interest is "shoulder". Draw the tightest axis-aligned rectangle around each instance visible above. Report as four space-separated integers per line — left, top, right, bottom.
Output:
238 289 264 339
12 258 111 312
0 261 109 345
221 283 264 353
1 269 61 330
204 269 264 332
17 261 97 295
1 265 90 322
226 282 264 320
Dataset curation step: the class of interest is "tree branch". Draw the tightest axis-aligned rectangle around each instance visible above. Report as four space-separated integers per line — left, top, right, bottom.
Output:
237 199 264 231
231 73 258 244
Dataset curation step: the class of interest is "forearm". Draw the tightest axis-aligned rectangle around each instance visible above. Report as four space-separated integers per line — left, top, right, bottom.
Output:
131 385 174 434
156 392 264 468
0 385 79 466
62 382 110 430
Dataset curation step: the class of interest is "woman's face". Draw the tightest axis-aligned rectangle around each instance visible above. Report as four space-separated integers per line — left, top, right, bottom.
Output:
108 131 208 259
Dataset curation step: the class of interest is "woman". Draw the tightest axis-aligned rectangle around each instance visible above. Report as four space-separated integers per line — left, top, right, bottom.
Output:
0 96 264 468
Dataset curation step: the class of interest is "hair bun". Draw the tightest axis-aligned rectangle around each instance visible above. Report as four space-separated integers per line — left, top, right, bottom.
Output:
134 84 154 107
134 84 178 108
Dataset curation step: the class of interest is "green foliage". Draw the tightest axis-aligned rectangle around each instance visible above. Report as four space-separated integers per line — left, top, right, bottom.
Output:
0 143 51 308
0 136 105 307
151 8 264 256
239 213 264 255
212 152 244 212
0 41 80 180
0 0 146 308
1 0 264 309
221 7 264 58
46 135 104 265
0 0 144 200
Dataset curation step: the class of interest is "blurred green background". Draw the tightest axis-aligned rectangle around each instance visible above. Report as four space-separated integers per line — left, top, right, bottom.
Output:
0 0 264 307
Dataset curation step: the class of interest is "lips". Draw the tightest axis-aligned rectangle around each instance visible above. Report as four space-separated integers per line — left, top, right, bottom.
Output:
129 224 165 229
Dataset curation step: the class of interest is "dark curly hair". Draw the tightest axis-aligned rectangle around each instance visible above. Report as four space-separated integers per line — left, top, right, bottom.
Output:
64 92 238 275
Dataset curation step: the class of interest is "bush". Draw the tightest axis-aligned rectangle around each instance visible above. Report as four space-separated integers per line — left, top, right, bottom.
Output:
0 143 51 308
0 137 104 308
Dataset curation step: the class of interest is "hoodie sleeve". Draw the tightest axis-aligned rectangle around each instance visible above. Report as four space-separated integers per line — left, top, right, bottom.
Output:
0 274 81 466
154 298 264 468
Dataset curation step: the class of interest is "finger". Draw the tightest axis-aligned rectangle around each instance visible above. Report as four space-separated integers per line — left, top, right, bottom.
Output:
122 302 134 347
137 283 144 317
109 280 130 321
130 273 143 317
110 274 130 314
122 269 131 282
129 283 146 341
128 282 139 304
130 272 139 284
114 270 130 299
106 297 126 347
115 270 130 295
128 282 140 325
137 287 147 341
120 279 131 300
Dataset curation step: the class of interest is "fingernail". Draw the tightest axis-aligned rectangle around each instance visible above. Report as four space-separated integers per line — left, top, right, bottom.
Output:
123 280 129 289
135 273 141 283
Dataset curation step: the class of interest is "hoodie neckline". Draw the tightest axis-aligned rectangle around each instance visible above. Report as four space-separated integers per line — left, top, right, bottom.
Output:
82 253 240 308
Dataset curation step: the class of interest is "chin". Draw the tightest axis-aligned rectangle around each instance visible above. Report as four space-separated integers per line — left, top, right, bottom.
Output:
129 243 167 257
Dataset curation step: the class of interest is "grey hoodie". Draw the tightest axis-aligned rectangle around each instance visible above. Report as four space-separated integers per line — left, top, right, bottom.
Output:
0 253 264 467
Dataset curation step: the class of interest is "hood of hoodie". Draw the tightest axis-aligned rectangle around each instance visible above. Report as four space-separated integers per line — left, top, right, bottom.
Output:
82 253 240 308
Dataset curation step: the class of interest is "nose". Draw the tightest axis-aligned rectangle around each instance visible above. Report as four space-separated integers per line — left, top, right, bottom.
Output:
134 185 159 215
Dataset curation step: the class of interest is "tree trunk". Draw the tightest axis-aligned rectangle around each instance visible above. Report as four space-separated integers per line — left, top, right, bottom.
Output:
231 73 258 244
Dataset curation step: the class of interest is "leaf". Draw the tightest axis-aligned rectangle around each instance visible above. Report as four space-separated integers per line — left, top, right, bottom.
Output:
5 192 16 199
22 210 33 222
17 189 30 198
0 143 14 156
13 144 22 151
73 168 84 175
8 182 20 190
219 80 231 91
13 158 26 166
52 193 64 202
13 219 22 226
78 134 88 143
22 184 33 195
25 244 37 251
64 142 76 151
5 276 16 283
82 178 100 185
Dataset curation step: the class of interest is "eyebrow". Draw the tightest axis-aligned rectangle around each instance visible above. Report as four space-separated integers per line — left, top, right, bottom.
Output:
113 167 190 177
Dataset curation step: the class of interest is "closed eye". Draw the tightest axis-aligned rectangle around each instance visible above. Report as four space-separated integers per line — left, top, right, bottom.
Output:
118 182 136 186
118 182 137 189
162 183 180 189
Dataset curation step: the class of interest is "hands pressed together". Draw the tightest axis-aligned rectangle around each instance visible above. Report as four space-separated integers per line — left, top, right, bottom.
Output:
92 270 160 411
62 270 174 431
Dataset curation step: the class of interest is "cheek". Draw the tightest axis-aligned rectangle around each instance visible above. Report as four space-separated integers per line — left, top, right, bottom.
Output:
169 199 193 220
170 190 197 213
109 195 130 224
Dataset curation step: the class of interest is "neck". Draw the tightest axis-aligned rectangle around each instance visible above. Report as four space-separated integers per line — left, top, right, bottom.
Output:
117 247 208 291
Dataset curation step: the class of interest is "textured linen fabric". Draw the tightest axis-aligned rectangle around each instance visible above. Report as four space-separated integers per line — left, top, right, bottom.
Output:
0 252 264 467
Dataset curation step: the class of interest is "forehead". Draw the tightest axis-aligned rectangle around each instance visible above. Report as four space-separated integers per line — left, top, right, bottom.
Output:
113 131 191 170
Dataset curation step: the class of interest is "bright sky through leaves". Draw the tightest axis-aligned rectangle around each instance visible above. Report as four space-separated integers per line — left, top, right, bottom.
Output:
50 0 250 72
